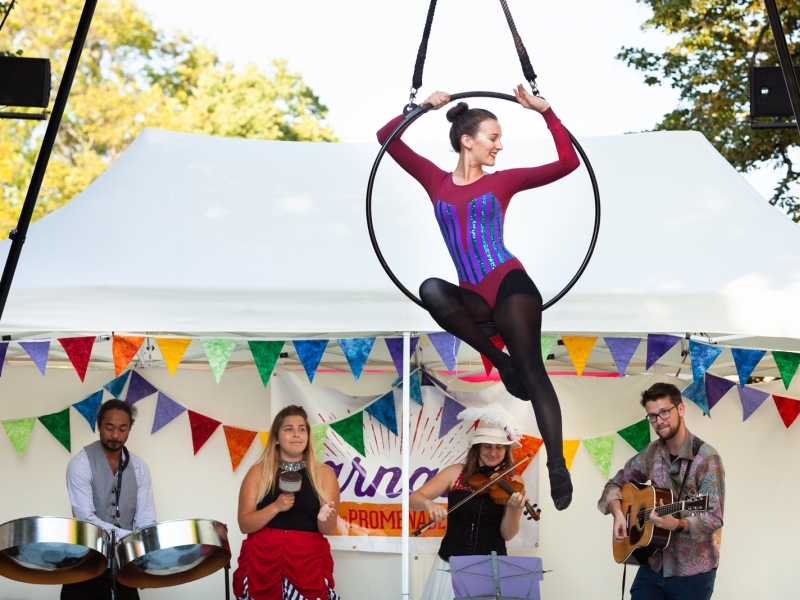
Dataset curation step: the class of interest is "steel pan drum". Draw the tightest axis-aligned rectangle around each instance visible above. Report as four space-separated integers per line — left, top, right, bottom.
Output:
0 516 109 584
115 519 230 588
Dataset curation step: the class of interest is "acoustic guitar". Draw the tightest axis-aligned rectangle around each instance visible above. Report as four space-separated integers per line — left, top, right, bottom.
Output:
612 482 709 565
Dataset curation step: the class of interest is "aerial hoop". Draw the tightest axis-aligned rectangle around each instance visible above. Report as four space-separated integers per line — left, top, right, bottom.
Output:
365 91 601 311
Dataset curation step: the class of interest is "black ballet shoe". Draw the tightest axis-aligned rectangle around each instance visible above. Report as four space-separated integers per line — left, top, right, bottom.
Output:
547 459 573 511
498 365 530 400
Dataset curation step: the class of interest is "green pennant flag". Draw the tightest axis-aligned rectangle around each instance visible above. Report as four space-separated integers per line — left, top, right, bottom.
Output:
39 408 71 452
582 434 615 478
329 412 364 456
541 335 557 363
312 423 329 459
617 419 651 453
202 339 238 383
2 418 36 456
773 351 800 390
248 341 284 387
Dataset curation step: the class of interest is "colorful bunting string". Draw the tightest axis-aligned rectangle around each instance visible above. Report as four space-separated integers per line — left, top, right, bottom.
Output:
259 431 269 448
739 386 770 421
689 341 723 383
385 337 420 377
428 332 461 374
126 371 158 404
480 336 505 377
512 435 544 473
616 419 650 453
731 348 766 387
439 395 463 439
561 336 597 377
58 337 95 382
112 335 144 377
604 337 640 377
583 434 616 478
646 334 681 370
202 339 238 383
365 392 398 436
103 370 131 399
2 419 36 456
705 374 735 411
293 340 329 383
329 411 365 456
188 410 222 454
312 424 328 458
72 391 103 432
19 340 49 375
38 408 71 452
0 341 8 377
155 337 192 377
338 338 375 382
682 379 710 416
563 440 580 471
772 351 800 390
249 341 284 387
772 395 800 428
223 426 258 471
540 335 557 363
151 391 186 434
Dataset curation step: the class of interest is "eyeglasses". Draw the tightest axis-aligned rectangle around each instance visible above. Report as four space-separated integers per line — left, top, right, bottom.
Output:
646 405 677 423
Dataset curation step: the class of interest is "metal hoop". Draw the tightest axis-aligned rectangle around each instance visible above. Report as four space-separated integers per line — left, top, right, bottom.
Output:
366 91 601 310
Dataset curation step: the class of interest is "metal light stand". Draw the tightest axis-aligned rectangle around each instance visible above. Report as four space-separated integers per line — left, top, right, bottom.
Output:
763 0 800 134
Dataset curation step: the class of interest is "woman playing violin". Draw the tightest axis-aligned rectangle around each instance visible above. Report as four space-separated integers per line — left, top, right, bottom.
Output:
409 403 532 600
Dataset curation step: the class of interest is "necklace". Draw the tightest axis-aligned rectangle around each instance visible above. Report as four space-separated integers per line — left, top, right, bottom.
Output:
280 459 306 472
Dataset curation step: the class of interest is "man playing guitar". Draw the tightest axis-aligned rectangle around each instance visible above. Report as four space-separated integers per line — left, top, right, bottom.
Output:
598 382 725 599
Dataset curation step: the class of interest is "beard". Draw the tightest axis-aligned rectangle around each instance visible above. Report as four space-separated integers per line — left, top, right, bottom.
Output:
101 439 123 452
655 417 682 441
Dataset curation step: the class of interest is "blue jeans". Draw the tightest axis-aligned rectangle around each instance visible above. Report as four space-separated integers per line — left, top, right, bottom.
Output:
630 562 716 600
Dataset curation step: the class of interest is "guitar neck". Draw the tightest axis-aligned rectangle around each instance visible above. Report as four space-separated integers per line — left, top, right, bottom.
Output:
644 500 690 522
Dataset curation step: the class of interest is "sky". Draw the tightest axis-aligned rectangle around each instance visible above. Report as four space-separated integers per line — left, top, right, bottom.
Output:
135 0 783 202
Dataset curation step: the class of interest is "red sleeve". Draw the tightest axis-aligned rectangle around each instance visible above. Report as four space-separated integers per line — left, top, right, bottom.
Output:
499 108 580 197
377 115 446 201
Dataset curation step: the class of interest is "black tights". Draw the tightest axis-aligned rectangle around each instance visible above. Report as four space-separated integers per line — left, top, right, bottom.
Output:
419 270 564 464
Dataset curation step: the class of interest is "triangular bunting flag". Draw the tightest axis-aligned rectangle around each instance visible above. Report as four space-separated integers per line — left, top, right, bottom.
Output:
38 408 71 452
329 411 365 456
155 337 192 377
410 370 422 405
259 432 269 448
773 395 800 428
738 386 770 421
563 440 581 471
18 340 49 375
385 337 420 377
365 392 398 436
480 336 505 376
58 336 95 381
2 418 36 456
338 338 376 381
582 434 616 478
646 334 682 370
202 339 238 383
540 335 556 363
617 419 650 453
188 411 222 455
293 340 329 383
72 390 103 432
103 370 131 399
249 341 284 387
312 424 328 458
439 396 463 439
689 341 723 383
151 392 186 434
421 370 448 391
428 332 461 374
0 341 8 377
561 336 598 377
731 348 766 387
705 373 735 411
512 435 544 473
682 379 710 416
772 351 800 390
126 371 158 404
223 426 258 471
604 337 640 377
112 335 145 376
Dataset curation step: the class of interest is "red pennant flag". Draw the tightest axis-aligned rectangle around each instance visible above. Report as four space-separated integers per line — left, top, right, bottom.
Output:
773 395 800 428
59 336 95 381
480 336 506 376
512 435 544 473
188 410 222 454
112 335 145 376
224 426 258 471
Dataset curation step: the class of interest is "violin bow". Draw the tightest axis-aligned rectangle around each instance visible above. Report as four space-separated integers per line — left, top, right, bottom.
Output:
410 452 533 537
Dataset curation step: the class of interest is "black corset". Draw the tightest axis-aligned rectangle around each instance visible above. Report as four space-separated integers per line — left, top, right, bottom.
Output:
437 485 507 562
257 468 320 533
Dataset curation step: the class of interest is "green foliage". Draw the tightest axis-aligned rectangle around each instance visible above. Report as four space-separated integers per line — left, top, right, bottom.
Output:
619 0 800 221
0 0 337 236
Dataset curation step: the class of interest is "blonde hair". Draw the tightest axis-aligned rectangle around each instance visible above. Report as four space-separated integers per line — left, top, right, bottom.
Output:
461 443 516 484
256 405 328 506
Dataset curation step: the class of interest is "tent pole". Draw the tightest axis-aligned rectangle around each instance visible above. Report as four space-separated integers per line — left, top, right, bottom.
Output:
401 331 410 600
763 0 800 134
0 0 99 323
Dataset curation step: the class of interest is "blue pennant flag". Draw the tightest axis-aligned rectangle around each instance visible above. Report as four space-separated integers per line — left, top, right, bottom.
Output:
604 337 640 377
103 370 131 399
293 340 329 383
365 391 398 436
392 372 423 406
337 338 375 381
689 341 723 383
72 391 103 432
682 379 710 417
731 348 767 387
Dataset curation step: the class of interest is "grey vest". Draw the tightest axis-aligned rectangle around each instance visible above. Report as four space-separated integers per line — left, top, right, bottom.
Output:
84 441 138 530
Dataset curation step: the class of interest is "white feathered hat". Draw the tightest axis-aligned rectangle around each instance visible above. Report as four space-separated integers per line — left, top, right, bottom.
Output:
457 403 523 448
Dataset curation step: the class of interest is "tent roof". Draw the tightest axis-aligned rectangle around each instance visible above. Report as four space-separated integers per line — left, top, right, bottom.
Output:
1 126 799 340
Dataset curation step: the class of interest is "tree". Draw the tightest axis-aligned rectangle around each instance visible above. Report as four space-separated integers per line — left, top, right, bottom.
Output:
619 0 800 221
0 0 337 236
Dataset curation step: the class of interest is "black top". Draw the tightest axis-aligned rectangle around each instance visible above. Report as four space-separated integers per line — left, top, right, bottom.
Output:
257 468 320 532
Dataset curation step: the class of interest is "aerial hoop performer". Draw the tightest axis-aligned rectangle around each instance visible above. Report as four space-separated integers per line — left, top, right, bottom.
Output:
377 86 579 509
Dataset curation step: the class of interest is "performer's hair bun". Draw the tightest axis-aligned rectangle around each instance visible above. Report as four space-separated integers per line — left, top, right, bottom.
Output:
446 102 469 123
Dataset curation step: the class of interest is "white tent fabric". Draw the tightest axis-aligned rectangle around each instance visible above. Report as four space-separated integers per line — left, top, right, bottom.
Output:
1 127 799 337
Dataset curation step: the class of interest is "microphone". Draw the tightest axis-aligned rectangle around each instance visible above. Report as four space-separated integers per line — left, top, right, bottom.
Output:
278 471 302 494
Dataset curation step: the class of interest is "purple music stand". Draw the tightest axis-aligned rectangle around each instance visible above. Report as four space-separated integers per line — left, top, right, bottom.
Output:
449 552 546 600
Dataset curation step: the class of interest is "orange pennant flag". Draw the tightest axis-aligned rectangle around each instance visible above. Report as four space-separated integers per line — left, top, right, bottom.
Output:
512 435 544 473
563 440 581 471
112 335 145 376
155 337 192 377
259 432 270 448
561 336 598 377
224 426 258 471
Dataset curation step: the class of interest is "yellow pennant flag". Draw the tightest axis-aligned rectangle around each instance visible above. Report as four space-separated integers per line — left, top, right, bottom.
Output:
563 440 581 471
561 336 598 377
259 432 269 448
155 338 192 377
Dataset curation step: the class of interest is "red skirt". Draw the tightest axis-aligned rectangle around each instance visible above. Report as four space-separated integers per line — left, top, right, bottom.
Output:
233 528 335 600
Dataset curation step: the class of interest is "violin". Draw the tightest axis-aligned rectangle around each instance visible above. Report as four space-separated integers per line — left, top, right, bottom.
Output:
468 471 541 521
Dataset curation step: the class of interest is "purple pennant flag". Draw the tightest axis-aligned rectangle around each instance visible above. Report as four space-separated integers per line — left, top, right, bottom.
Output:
364 391 398 436
293 340 329 383
731 348 767 387
690 341 724 383
646 334 682 370
0 341 8 377
126 371 158 404
704 373 735 411
604 337 640 377
72 390 104 432
682 379 710 416
439 395 464 439
738 386 770 421
428 332 462 374
151 391 186 434
385 337 420 377
18 340 50 375
421 370 448 391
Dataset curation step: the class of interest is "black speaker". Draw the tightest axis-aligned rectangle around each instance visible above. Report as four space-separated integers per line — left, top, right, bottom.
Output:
750 65 800 117
0 56 51 108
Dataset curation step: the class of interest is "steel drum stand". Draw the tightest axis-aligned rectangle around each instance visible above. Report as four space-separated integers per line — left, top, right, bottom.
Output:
224 562 231 600
109 530 118 600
